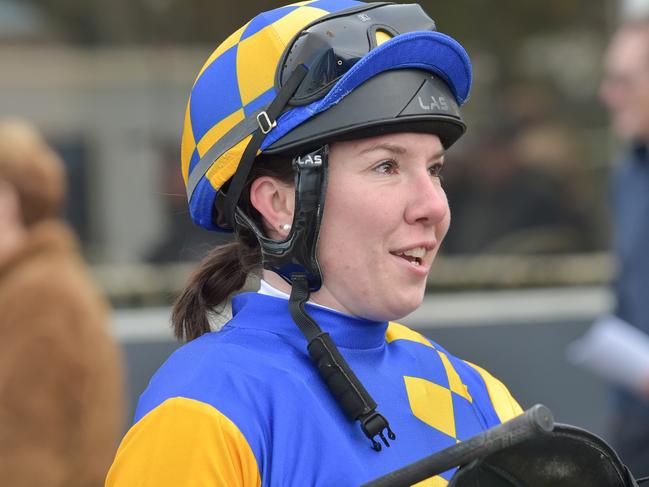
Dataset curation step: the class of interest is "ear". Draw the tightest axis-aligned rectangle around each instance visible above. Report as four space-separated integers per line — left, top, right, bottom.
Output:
249 176 294 239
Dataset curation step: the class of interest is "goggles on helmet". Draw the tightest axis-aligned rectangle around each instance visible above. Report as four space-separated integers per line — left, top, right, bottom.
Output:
277 2 437 106
184 1 471 232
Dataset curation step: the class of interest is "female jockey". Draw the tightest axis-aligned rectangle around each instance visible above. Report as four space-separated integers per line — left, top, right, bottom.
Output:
107 2 521 485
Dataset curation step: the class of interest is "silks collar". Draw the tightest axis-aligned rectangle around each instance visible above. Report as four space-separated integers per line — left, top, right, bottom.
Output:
228 292 389 351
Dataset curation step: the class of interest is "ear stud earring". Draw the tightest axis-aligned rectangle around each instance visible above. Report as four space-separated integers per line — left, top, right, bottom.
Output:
279 223 291 232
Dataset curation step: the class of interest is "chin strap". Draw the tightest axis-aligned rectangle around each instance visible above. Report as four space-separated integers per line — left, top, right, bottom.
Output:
224 75 395 451
288 273 396 451
235 142 393 450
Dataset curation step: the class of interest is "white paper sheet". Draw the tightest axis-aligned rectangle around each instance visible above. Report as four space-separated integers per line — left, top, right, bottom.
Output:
566 315 649 394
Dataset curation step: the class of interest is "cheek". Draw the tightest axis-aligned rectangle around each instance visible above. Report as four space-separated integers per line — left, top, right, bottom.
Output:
317 186 386 273
437 188 451 238
321 176 382 235
316 190 355 271
443 199 451 233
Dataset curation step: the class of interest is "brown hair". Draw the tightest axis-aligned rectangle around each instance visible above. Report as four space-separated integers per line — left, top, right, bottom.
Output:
172 154 294 341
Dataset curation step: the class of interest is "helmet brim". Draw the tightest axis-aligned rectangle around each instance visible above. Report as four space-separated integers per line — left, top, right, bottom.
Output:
261 30 471 153
264 68 466 154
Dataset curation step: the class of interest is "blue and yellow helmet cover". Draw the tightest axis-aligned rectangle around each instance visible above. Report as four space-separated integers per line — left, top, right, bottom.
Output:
181 0 472 231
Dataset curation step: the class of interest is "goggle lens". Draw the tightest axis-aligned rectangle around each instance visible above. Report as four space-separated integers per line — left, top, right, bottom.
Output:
278 3 437 106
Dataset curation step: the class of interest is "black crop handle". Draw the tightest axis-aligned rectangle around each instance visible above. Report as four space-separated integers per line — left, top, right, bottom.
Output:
361 404 554 487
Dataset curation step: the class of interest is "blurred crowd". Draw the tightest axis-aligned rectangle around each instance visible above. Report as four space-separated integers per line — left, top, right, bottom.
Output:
443 117 596 255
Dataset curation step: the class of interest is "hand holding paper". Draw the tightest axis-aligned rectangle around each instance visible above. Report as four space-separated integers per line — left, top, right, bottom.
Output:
567 315 649 396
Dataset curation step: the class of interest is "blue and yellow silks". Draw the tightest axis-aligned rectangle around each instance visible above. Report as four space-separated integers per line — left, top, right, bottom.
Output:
106 293 521 486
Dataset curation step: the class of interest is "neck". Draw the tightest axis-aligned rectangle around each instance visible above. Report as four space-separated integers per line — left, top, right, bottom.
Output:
231 292 389 350
262 269 293 295
261 269 352 316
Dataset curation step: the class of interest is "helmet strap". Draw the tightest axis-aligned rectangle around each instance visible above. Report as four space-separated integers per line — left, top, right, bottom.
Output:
235 144 328 290
223 64 309 229
235 144 396 451
289 273 396 452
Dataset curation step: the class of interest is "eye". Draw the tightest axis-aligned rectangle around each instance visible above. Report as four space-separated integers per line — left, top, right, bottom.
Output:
374 159 399 175
428 162 444 179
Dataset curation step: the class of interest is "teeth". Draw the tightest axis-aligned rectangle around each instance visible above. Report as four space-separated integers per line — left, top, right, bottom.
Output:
400 247 426 258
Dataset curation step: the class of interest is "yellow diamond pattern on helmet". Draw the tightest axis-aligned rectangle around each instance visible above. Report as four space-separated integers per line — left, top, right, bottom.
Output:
182 1 364 194
197 109 245 158
236 28 285 106
405 376 456 439
196 22 250 81
181 96 195 185
183 0 378 231
205 135 254 194
271 6 329 43
188 45 242 158
236 7 329 106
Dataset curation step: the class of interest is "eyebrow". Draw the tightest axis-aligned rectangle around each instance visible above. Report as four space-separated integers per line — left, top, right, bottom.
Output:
357 142 446 160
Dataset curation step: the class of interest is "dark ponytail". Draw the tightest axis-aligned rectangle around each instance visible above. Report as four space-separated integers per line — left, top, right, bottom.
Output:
172 154 293 342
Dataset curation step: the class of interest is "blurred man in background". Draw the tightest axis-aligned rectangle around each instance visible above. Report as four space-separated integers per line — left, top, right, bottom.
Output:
600 18 649 476
0 119 123 486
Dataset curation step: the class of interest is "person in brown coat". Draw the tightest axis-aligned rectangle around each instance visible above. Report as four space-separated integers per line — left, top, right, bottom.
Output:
0 119 124 487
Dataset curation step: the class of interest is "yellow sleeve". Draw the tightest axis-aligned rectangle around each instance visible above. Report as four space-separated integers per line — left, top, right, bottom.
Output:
106 397 261 487
464 361 523 423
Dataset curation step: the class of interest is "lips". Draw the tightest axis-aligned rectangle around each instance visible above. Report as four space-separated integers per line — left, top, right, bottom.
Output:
389 242 436 268
392 247 426 265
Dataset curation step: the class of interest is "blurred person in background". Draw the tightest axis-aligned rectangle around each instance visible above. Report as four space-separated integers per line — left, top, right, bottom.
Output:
0 119 124 486
442 77 596 256
600 18 649 476
442 126 592 255
106 2 523 486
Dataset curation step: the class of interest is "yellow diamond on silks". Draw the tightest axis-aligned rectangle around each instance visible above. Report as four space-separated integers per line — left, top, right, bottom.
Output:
404 376 456 439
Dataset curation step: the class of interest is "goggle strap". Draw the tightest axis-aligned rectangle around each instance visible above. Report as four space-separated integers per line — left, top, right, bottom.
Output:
223 64 309 228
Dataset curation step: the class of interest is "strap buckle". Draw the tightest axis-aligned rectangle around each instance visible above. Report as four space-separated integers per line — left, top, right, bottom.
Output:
256 111 277 134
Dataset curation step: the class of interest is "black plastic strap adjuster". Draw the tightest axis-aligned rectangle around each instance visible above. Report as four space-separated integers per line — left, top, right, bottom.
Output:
361 411 397 452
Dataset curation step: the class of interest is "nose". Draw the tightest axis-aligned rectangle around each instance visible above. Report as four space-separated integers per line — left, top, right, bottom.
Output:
403 169 449 226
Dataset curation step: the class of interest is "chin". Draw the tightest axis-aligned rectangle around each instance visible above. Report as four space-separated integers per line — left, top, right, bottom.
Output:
377 289 425 322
